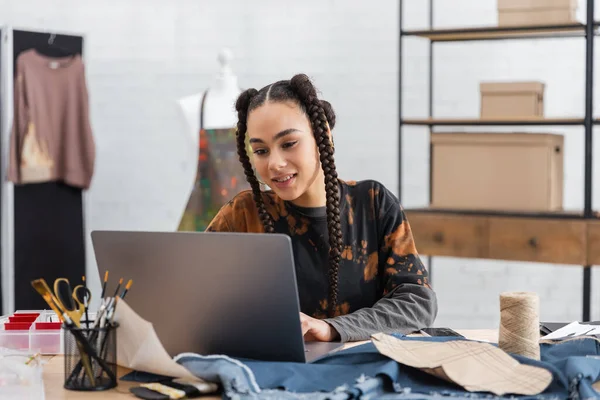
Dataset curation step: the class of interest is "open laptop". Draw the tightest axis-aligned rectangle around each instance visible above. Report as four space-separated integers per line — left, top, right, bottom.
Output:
91 230 343 363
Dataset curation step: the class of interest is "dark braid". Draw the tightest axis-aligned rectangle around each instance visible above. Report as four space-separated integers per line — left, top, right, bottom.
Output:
236 74 343 318
235 89 275 233
288 75 343 318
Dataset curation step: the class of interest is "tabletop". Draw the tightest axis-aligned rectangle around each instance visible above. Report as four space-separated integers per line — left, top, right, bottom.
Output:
41 329 498 399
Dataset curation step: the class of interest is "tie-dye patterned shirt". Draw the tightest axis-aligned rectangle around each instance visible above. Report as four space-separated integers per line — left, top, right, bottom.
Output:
206 179 438 342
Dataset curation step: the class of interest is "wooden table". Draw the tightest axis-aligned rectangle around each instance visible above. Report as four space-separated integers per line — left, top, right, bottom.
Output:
42 330 497 399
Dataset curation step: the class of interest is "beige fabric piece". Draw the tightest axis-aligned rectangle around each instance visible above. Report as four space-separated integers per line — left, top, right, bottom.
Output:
371 332 553 396
112 299 218 393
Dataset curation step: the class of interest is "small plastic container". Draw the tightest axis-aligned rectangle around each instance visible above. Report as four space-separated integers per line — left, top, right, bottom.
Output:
0 349 44 399
0 310 64 354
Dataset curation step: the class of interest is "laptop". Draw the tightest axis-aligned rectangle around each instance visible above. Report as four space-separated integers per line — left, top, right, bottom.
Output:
90 230 343 363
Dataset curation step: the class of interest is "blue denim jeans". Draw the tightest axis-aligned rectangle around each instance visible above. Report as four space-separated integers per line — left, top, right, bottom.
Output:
170 335 600 400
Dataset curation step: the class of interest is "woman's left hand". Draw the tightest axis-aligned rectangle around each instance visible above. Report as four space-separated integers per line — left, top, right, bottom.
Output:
300 312 340 342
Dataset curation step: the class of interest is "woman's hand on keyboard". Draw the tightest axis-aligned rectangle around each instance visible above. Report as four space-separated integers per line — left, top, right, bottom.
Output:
300 312 340 342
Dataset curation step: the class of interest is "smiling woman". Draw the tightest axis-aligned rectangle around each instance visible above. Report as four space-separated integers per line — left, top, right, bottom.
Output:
206 74 438 343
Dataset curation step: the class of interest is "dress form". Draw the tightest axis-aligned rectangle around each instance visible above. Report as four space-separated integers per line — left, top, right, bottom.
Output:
178 48 242 145
176 49 251 232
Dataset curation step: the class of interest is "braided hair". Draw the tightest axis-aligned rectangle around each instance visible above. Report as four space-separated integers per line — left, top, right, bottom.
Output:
235 74 343 318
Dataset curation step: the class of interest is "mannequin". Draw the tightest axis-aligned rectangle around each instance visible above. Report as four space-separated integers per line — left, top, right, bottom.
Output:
178 48 242 141
176 49 251 232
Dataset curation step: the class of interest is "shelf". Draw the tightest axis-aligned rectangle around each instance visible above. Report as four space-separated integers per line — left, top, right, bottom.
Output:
402 22 599 42
404 207 593 220
403 117 585 126
404 210 591 265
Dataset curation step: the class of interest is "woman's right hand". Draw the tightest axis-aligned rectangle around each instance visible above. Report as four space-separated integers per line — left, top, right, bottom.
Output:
300 312 339 342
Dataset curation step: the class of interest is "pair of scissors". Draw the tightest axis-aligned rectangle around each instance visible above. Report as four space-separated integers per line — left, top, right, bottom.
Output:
73 284 92 328
53 278 91 327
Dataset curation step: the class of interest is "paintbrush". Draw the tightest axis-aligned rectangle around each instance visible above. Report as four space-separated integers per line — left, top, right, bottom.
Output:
119 279 133 299
82 275 90 329
100 271 109 299
112 278 123 298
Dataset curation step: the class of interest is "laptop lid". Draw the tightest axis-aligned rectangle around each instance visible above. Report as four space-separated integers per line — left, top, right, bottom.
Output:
91 230 308 362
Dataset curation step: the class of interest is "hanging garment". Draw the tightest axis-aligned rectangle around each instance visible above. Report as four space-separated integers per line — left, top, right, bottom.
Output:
9 33 88 311
178 91 251 232
8 48 95 189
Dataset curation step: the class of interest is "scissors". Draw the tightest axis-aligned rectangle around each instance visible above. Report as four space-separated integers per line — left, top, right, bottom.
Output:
53 278 83 327
73 284 92 327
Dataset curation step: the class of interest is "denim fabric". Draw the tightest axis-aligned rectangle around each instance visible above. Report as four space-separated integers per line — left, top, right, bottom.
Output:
173 335 600 400
173 353 261 396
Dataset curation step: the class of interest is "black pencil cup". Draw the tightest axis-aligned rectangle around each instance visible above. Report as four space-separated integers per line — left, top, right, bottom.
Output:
62 322 119 391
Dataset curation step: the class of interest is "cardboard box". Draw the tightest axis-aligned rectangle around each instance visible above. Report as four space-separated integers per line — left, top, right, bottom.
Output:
498 0 577 26
480 81 544 118
498 0 576 9
430 132 563 212
498 8 577 26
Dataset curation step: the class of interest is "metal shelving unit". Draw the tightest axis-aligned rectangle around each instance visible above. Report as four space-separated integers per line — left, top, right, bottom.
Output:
398 0 597 321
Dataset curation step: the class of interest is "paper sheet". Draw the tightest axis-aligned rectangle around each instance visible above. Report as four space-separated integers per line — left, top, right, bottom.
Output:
112 299 218 392
371 333 552 396
541 322 600 340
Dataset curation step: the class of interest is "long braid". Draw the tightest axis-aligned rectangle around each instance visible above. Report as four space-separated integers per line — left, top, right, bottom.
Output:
235 89 275 233
290 74 343 318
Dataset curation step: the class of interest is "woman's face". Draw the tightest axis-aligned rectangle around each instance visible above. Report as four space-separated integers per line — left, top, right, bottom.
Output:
247 100 325 207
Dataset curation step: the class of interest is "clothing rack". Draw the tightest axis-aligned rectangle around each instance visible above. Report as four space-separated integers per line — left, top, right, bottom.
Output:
0 27 90 314
398 1 597 321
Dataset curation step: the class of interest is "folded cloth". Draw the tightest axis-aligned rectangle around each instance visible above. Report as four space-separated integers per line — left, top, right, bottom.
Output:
174 335 600 400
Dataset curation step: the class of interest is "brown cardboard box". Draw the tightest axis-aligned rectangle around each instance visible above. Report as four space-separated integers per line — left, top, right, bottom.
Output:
480 81 544 118
430 132 563 211
498 9 577 26
498 0 576 9
498 0 577 26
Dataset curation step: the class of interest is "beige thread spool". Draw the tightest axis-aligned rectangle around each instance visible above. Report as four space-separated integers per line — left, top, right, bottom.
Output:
499 292 540 360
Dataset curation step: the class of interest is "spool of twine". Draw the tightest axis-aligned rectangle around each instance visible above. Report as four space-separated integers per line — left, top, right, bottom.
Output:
498 292 540 360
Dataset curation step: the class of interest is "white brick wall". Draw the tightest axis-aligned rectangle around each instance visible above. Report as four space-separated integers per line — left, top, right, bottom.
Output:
0 0 598 326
